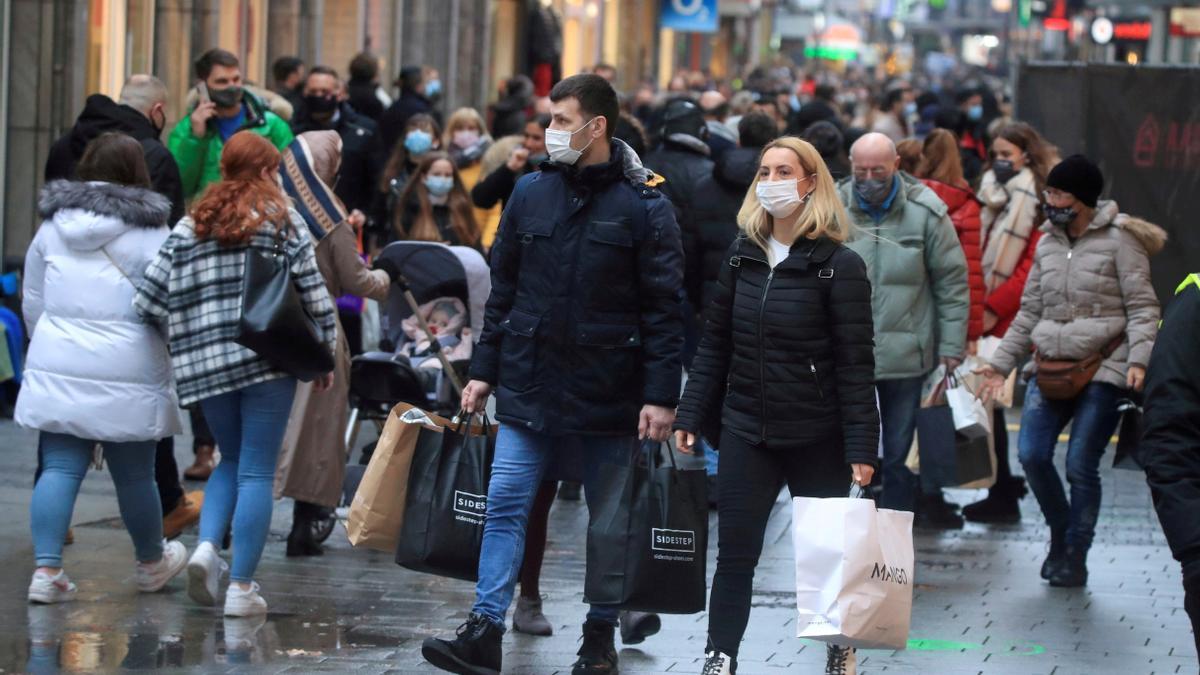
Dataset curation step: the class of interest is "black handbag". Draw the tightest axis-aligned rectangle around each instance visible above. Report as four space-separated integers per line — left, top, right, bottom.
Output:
584 441 708 614
1113 397 1144 471
916 404 992 490
235 225 334 382
395 413 496 581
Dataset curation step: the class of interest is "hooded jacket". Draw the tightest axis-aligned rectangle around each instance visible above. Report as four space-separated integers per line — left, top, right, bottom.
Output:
16 180 182 442
469 139 683 435
841 173 970 380
690 146 760 311
643 137 714 309
167 89 294 200
921 179 985 340
45 94 185 225
988 201 1165 390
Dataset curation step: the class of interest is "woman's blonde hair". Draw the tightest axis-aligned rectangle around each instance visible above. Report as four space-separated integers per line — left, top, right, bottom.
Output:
737 137 851 251
442 107 490 148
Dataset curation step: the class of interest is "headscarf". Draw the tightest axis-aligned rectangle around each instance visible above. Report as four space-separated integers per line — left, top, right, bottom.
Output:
279 130 346 241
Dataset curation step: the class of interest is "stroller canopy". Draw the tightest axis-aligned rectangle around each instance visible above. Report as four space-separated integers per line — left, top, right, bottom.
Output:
376 242 491 349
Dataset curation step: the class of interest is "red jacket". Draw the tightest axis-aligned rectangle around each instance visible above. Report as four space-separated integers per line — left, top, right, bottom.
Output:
983 228 1042 338
922 179 985 340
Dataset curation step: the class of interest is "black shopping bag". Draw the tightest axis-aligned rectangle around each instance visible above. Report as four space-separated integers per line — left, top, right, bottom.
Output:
584 442 708 614
916 405 992 489
1113 398 1143 471
395 414 496 581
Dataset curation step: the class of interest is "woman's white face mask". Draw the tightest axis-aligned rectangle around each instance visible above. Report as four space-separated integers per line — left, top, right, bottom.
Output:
756 175 815 218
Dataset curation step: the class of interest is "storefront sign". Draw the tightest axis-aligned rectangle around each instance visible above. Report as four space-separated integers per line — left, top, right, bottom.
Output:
1113 18 1152 42
660 0 719 34
1091 17 1113 44
1171 8 1200 37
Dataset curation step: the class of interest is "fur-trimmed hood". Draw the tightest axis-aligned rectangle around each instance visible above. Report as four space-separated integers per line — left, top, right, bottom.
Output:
38 180 171 251
1040 199 1168 256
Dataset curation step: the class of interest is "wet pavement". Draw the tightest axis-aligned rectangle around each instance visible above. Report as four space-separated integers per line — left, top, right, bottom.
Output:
0 417 1195 674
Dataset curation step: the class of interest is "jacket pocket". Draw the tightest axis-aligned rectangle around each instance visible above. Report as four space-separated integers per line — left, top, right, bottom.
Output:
571 322 641 402
581 219 637 309
499 308 541 392
516 216 558 283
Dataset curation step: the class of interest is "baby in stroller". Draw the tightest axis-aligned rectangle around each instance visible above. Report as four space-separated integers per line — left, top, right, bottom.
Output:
397 297 473 369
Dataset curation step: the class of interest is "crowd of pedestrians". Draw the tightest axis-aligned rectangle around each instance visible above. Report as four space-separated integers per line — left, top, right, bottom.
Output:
11 45 1183 675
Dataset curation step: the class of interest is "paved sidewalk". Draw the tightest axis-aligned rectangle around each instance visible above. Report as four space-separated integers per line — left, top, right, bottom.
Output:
0 418 1193 674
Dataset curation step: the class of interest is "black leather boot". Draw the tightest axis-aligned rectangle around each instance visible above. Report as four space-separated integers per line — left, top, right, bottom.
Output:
422 613 503 675
572 619 619 674
286 501 324 557
1049 546 1089 587
962 477 1028 524
1041 528 1067 580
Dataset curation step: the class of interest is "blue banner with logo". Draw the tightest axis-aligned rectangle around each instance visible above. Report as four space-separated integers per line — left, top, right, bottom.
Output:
660 0 718 34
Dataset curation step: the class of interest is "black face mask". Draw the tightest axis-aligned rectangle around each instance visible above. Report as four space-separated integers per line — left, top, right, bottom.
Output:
1045 204 1078 227
992 159 1016 184
208 85 243 109
305 94 339 116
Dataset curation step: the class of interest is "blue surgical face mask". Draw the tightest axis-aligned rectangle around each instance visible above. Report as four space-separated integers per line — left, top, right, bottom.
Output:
425 79 442 98
968 104 983 121
405 129 433 156
424 174 454 197
904 101 918 116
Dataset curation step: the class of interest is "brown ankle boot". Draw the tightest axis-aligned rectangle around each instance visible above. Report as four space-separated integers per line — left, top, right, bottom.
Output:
163 491 204 539
184 445 216 481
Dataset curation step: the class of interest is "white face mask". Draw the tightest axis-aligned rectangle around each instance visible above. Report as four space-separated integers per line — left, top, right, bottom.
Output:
756 176 814 218
544 117 597 166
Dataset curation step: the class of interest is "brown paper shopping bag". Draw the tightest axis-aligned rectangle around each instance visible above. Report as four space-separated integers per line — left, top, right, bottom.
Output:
347 402 447 552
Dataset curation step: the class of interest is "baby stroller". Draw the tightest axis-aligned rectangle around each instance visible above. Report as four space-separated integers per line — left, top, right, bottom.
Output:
315 242 490 543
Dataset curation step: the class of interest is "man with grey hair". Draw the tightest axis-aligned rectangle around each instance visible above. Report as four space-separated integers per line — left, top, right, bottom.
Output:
45 74 184 223
838 132 970 528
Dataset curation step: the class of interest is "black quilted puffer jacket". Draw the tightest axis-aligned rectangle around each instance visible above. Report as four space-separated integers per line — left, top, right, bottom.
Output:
674 234 880 465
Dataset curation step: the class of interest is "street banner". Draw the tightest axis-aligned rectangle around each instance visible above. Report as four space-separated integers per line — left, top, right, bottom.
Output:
1018 63 1200 304
660 0 718 33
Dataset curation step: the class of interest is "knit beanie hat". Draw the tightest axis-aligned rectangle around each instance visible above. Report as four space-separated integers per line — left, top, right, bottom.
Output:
1046 154 1103 208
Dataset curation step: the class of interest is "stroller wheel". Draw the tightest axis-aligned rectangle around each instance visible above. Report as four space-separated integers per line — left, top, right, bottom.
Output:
311 507 337 543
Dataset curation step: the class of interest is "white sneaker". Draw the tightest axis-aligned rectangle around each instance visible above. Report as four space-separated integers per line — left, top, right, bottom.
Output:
825 644 857 675
28 570 78 604
186 541 228 606
702 650 736 674
135 540 188 592
224 581 268 617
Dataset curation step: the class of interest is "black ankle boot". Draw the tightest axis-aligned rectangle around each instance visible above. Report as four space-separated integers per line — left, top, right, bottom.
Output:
572 619 618 674
1041 529 1067 580
1049 546 1089 587
915 494 964 530
286 501 324 557
422 613 503 675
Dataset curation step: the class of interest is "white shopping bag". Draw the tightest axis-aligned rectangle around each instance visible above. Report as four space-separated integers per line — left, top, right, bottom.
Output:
793 493 914 650
946 384 991 432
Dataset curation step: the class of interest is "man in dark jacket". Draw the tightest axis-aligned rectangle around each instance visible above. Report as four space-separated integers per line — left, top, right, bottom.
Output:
1141 273 1200 658
471 113 549 213
271 56 306 114
45 75 184 225
422 74 683 675
346 52 386 122
379 66 437 157
291 65 381 214
489 75 534 139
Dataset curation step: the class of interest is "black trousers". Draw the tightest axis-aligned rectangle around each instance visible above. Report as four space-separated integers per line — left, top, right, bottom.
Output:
708 430 851 656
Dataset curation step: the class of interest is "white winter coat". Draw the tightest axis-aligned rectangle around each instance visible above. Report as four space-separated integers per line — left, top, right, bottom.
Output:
15 180 182 442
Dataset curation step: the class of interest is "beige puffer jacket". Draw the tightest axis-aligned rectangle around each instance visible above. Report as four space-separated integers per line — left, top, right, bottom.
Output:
989 200 1165 389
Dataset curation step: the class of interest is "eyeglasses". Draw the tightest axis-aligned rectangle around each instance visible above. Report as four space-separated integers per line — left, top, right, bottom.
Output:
852 167 892 180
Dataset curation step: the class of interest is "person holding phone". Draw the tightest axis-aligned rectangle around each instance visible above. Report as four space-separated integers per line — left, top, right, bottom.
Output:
673 137 879 675
168 48 293 200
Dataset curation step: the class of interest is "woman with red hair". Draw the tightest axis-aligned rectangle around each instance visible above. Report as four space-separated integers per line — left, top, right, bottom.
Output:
135 131 337 617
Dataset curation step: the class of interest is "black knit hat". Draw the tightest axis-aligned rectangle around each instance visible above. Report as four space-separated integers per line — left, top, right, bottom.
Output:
1046 154 1104 208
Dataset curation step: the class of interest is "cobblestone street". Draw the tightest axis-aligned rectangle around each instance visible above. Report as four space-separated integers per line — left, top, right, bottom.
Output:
0 419 1193 674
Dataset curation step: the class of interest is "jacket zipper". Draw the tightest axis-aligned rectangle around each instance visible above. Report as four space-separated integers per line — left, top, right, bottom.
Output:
809 358 824 399
1061 235 1074 357
758 267 774 441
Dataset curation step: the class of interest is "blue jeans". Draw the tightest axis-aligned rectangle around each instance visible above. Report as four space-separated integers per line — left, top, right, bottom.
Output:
198 377 297 582
32 432 162 567
474 426 632 627
877 376 923 511
701 437 719 477
1018 378 1122 550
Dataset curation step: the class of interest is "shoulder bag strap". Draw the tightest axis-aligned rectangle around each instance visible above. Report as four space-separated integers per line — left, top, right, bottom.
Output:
100 247 134 286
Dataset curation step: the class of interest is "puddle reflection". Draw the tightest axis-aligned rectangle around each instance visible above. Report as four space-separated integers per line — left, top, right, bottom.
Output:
17 604 355 671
